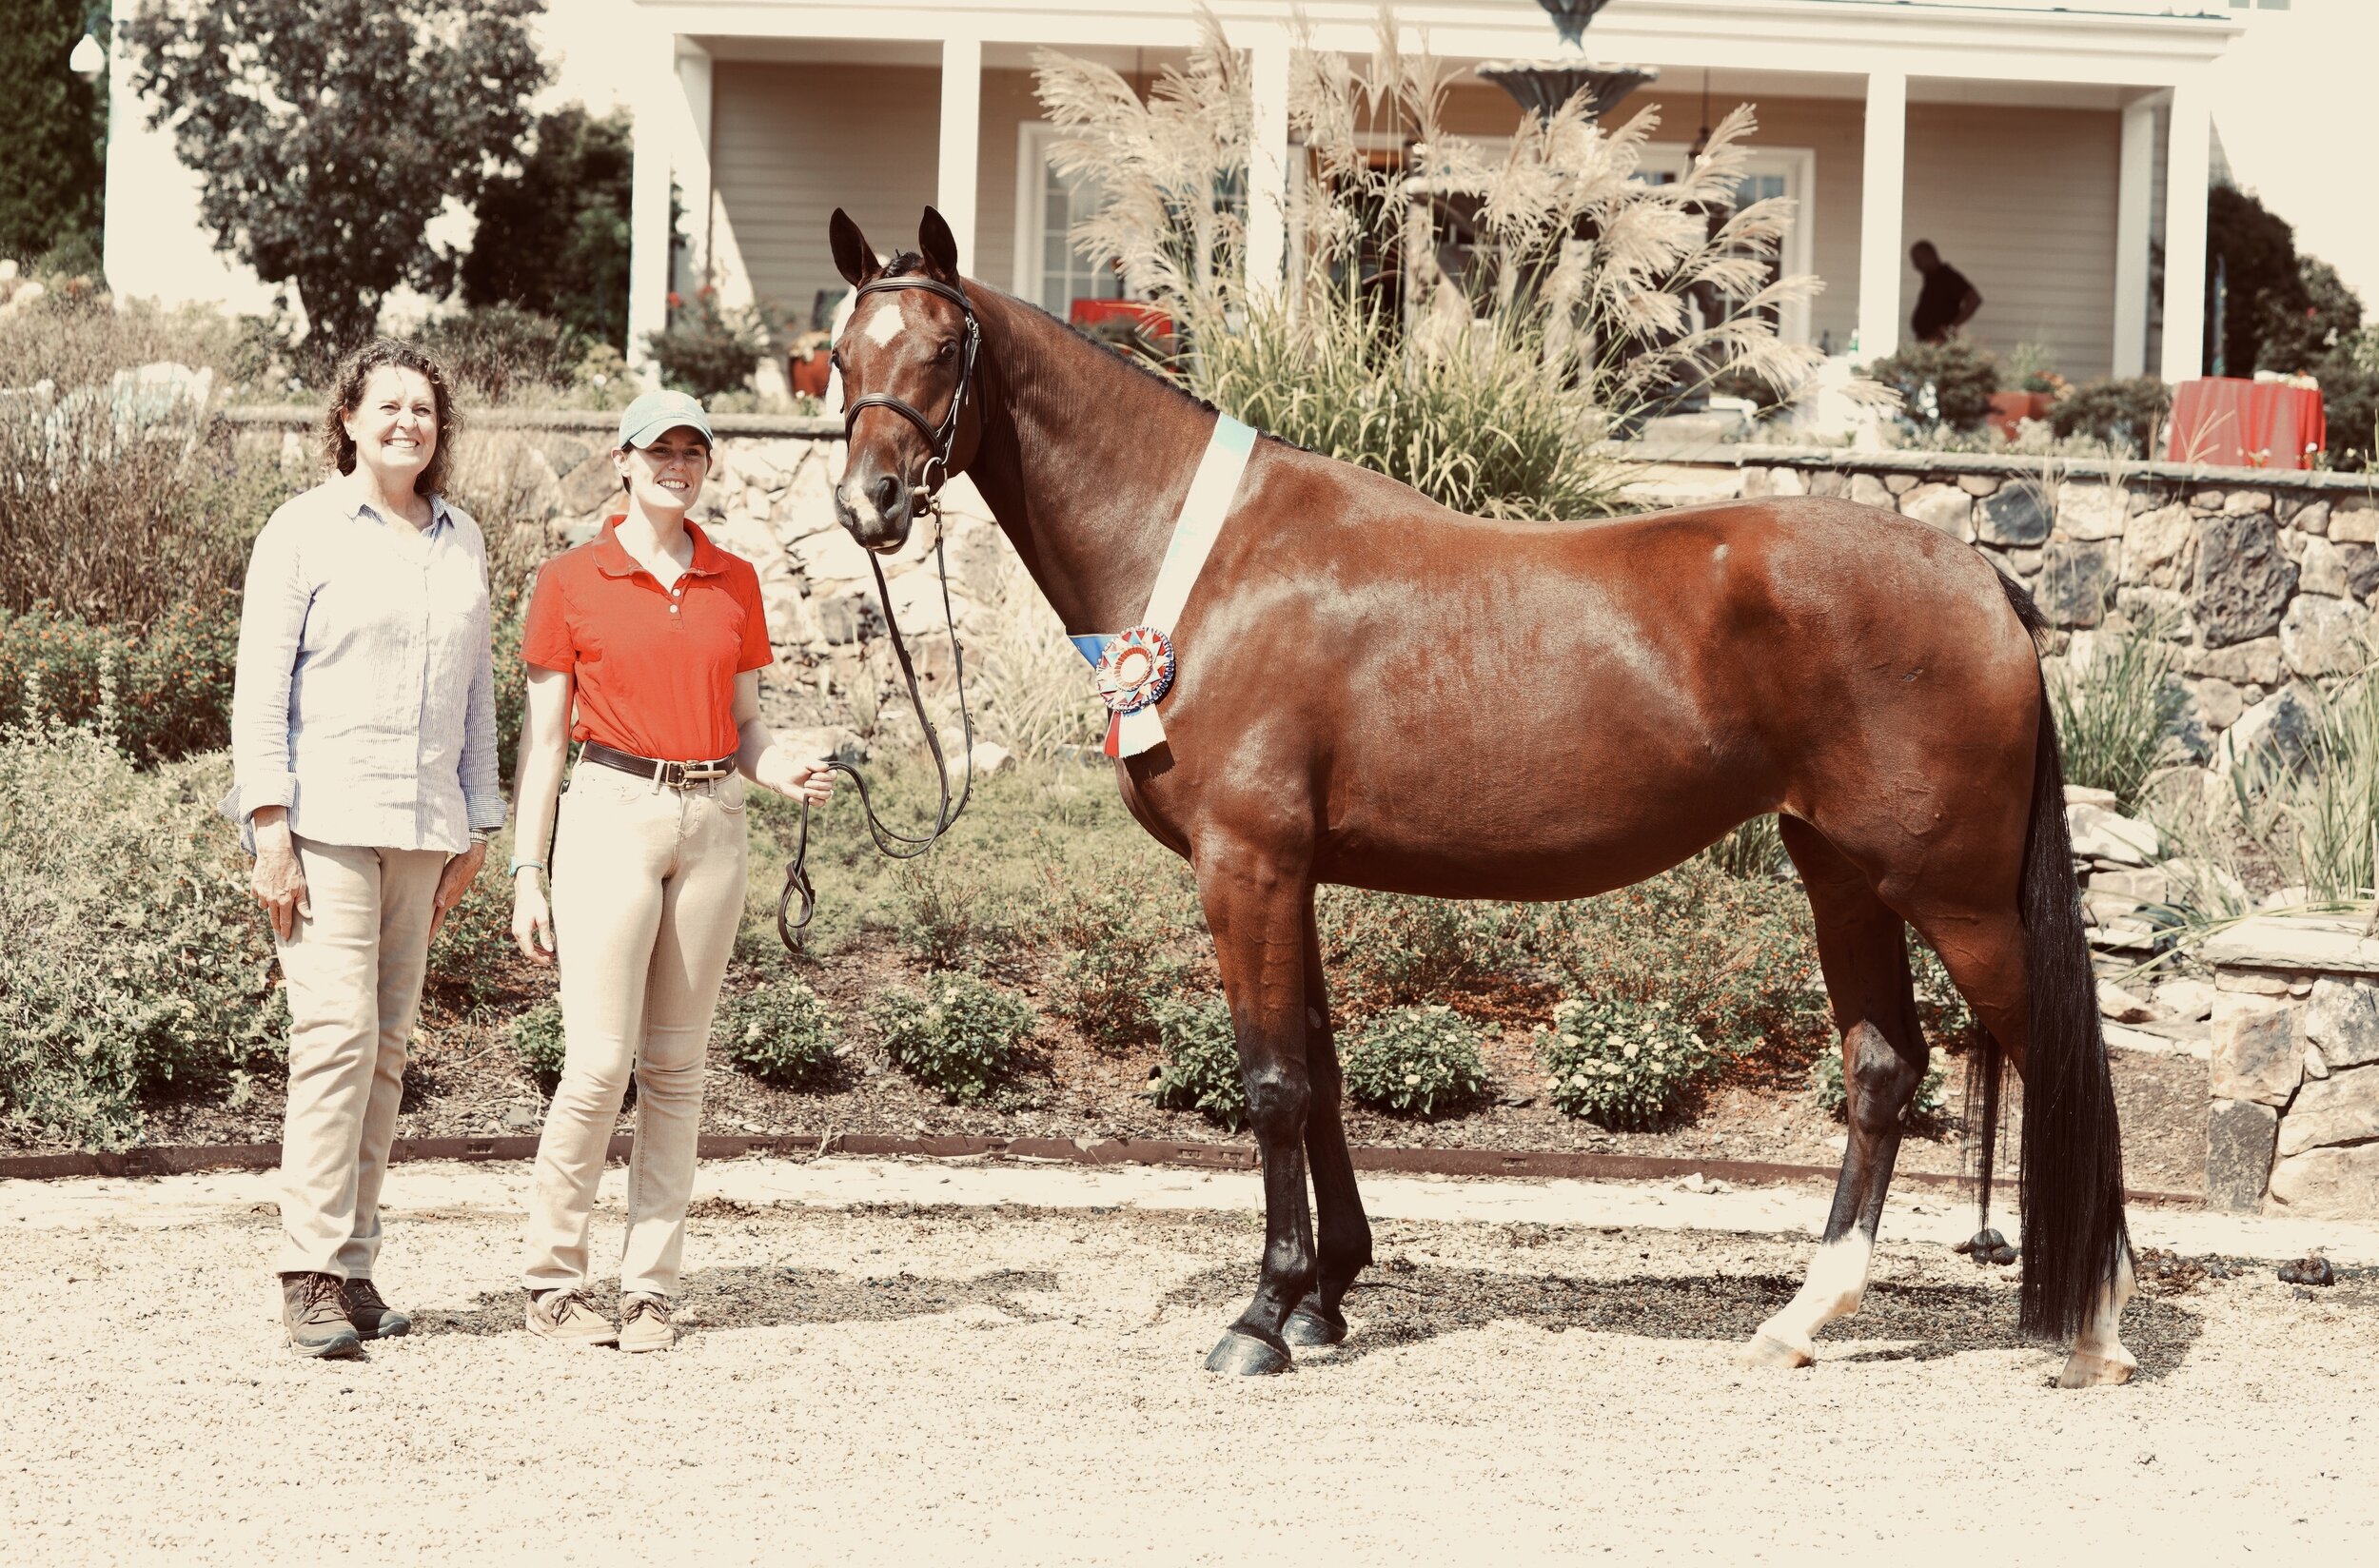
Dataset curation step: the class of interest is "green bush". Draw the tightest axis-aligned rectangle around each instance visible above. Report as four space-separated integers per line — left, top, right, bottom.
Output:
0 728 279 1147
870 970 1036 1104
646 286 771 401
1046 883 1190 1051
0 592 241 767
1342 1006 1486 1118
415 304 582 403
1535 996 1715 1129
512 1001 567 1090
1316 890 1528 1012
1807 1043 1949 1123
1868 341 2001 431
2048 614 2185 810
2049 377 2171 458
717 976 841 1088
1701 815 1785 878
1149 993 1246 1131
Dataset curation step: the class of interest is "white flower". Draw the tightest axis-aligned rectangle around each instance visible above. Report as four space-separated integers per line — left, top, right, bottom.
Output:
1622 1042 1640 1060
1404 1072 1422 1087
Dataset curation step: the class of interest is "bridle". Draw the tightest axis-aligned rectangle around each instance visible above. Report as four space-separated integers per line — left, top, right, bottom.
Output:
777 272 984 951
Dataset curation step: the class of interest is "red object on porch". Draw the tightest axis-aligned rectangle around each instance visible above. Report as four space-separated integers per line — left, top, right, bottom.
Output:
1069 298 1172 338
788 351 831 399
2166 378 2327 470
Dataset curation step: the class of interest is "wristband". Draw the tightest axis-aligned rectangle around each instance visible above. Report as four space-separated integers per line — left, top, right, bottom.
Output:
509 858 547 878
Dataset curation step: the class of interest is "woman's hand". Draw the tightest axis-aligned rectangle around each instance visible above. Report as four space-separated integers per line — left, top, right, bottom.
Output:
427 840 488 944
512 871 557 964
756 746 836 805
249 810 310 941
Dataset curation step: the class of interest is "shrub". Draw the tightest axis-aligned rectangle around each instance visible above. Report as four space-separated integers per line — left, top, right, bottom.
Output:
0 592 241 766
2050 377 2171 458
1148 993 1246 1131
1807 1045 1949 1123
1047 886 1189 1051
1342 1006 1486 1118
645 286 771 400
414 304 581 403
0 728 279 1148
1535 996 1715 1129
717 977 841 1088
1867 341 2000 431
512 1002 567 1090
1701 814 1785 878
2048 614 2185 810
870 970 1036 1103
1316 890 1528 1011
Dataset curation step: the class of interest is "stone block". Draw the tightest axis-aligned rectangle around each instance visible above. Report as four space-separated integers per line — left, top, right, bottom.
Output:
2038 540 2120 627
1743 466 1807 499
1977 484 2052 546
2279 594 2369 678
2193 514 2299 647
2304 977 2379 1068
2056 481 2128 541
2206 1098 2279 1211
2224 489 2275 514
1848 473 1894 509
2294 537 2351 598
815 588 885 645
2067 802 2158 865
1957 475 2000 497
2063 784 2119 809
2291 500 2331 537
2216 969 2292 995
2188 676 2245 731
2266 1144 2379 1217
2153 978 2215 1021
1899 482 1975 541
2218 684 2320 774
2093 865 2170 903
1805 470 1848 499
2330 499 2379 544
559 450 623 517
2210 990 2304 1106
2175 635 2286 686
1884 474 1918 496
759 577 818 648
2275 1065 2379 1156
2124 504 2195 575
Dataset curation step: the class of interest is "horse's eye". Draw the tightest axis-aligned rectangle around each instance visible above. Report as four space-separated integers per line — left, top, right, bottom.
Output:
935 341 956 363
829 350 844 373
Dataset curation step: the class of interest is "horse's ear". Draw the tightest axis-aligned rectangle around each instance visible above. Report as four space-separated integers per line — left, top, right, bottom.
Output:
830 208 880 288
918 206 959 282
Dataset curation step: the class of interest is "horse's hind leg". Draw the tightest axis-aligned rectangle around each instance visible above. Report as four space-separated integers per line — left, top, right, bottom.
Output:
1284 899 1369 1348
1740 818 1931 1370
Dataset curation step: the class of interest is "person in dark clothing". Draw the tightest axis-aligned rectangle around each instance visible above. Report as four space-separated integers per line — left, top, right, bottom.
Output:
1909 241 1983 343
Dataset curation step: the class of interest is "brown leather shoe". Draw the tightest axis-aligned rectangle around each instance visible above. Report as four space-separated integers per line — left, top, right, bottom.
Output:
280 1271 363 1359
342 1278 412 1340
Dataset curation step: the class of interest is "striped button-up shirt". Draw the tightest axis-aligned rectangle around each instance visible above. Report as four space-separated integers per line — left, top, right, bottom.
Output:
224 471 505 853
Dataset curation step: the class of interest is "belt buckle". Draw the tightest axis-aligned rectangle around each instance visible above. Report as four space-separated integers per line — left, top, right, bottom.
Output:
670 758 730 787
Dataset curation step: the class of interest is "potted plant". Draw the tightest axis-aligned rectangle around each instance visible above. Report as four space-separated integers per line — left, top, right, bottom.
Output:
787 328 833 399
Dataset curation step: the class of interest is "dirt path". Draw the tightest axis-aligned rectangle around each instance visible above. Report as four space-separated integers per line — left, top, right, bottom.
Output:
3 1160 2372 1565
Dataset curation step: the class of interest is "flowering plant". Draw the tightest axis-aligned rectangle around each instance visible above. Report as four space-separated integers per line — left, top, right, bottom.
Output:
1343 1005 1486 1118
1535 995 1714 1129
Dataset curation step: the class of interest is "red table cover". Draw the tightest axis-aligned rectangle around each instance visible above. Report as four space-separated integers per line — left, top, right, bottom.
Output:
2167 378 2327 469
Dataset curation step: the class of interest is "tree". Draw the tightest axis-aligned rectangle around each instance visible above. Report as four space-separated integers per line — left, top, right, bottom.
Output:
126 0 549 350
459 103 632 351
0 0 108 265
2206 184 2304 378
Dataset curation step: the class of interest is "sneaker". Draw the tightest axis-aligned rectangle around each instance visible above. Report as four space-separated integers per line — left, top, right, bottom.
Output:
525 1288 618 1347
280 1271 363 1360
618 1293 676 1354
342 1278 412 1340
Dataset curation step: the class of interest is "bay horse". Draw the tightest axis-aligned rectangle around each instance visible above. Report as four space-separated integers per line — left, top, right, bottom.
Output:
826 207 2135 1387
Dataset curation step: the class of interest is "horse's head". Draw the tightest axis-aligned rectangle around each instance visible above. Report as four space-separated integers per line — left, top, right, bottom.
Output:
828 206 979 554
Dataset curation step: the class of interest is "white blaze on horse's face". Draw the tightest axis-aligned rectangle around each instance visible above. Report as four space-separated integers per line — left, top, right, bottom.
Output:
859 300 907 347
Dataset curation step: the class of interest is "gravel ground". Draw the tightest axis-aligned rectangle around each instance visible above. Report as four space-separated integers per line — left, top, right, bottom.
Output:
3 1159 2371 1566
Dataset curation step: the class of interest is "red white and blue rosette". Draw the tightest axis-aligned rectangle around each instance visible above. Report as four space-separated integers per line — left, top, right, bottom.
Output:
1094 624 1174 715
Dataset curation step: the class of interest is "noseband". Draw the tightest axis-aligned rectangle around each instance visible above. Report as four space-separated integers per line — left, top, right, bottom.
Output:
839 273 981 500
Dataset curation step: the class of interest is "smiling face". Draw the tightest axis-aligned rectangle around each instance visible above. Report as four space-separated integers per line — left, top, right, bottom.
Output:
612 426 712 518
341 365 438 488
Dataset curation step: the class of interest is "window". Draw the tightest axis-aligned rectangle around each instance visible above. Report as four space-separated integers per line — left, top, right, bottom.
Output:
1636 145 1817 347
1014 122 1126 318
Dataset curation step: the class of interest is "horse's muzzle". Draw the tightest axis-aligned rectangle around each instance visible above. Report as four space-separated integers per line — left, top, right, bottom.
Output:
834 472 914 553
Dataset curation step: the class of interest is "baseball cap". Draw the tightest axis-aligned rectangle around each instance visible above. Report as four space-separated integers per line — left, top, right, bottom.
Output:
617 388 717 449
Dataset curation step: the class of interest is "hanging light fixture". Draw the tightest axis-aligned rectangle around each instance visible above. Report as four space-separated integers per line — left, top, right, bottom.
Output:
69 32 106 81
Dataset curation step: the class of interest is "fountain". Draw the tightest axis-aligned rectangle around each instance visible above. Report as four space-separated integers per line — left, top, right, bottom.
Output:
1475 0 1657 125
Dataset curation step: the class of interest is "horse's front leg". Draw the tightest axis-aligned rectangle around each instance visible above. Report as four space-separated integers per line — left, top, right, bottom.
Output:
1284 892 1369 1349
1194 831 1315 1377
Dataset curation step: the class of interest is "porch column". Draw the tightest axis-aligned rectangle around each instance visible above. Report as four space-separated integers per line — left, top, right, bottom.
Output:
1244 25 1290 304
937 37 983 276
626 41 678 378
2159 74 2212 385
1856 69 1907 364
2113 94 2159 378
677 44 716 296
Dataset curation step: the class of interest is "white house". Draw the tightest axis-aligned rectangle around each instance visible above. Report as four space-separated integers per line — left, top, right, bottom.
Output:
101 1 2369 385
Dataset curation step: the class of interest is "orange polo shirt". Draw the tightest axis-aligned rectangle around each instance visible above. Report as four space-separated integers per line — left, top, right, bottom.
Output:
521 518 774 760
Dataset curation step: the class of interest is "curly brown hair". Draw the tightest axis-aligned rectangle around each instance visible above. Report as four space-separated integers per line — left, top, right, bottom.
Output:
319 338 458 496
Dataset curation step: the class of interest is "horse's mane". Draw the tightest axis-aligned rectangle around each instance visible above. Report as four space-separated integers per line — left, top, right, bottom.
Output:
879 249 1224 421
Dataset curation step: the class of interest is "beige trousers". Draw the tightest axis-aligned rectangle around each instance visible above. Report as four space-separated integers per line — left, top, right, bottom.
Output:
521 763 749 1298
273 837 449 1279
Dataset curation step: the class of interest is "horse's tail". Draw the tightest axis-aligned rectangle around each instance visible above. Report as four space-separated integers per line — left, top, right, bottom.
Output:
1992 570 2130 1340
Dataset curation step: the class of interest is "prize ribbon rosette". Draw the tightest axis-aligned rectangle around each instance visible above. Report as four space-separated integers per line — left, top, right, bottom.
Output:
1095 626 1174 715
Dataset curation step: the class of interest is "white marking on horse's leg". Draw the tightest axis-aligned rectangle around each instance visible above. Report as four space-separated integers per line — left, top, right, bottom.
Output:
2056 1248 2138 1389
1742 1233 1875 1367
860 301 906 346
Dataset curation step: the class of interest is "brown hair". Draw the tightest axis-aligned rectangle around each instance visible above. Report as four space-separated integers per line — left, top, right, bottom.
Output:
320 337 458 496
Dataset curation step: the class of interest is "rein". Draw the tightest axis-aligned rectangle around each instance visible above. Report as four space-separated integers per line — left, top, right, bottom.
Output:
775 274 983 951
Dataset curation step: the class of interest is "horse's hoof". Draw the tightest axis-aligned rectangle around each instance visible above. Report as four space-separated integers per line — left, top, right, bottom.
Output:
2055 1350 2136 1389
1736 1331 1814 1371
1204 1330 1294 1376
1281 1303 1347 1348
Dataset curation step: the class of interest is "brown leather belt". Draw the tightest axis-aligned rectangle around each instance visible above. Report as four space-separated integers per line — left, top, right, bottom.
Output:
579 741 738 788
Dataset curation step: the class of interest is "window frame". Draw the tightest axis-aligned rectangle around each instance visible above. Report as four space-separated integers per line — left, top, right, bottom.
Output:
1013 119 1130 318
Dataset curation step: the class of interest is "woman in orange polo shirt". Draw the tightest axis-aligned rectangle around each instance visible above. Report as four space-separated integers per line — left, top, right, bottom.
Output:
508 389 833 1353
